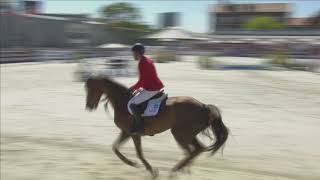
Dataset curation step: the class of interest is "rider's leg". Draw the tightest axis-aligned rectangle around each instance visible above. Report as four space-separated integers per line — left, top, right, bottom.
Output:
128 90 159 134
130 103 144 134
130 90 160 104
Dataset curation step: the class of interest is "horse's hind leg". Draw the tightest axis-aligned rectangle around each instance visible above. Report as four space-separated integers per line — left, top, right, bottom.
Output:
171 129 205 172
191 137 205 152
112 131 139 168
170 130 193 175
132 136 159 179
171 129 193 153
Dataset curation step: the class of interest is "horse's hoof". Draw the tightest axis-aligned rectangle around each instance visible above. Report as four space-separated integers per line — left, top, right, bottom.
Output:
168 171 177 180
181 166 191 174
151 168 159 179
171 167 179 173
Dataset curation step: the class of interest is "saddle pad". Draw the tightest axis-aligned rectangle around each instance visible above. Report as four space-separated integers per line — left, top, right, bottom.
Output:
141 94 167 117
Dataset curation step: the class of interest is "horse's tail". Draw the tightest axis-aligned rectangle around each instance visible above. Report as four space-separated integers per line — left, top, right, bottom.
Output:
205 104 229 155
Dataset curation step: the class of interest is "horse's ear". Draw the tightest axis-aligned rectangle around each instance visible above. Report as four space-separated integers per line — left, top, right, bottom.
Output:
86 77 91 84
86 76 96 87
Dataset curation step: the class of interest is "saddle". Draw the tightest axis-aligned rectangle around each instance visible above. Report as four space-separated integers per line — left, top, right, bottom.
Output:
132 90 168 117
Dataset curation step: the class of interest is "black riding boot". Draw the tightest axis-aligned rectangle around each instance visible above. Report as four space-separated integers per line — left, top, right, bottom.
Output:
130 104 144 135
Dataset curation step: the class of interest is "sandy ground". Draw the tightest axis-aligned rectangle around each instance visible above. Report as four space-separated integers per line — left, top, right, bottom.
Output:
1 58 320 180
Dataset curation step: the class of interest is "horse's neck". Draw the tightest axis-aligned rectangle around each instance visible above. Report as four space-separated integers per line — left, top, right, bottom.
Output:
104 86 129 112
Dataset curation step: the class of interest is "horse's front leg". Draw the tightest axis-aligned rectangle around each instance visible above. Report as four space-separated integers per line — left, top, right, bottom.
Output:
132 135 159 179
112 131 139 168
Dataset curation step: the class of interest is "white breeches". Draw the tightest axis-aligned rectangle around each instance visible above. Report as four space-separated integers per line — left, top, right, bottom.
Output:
127 89 159 113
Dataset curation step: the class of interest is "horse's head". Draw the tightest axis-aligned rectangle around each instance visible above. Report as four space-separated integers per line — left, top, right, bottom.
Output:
85 77 105 111
85 75 130 112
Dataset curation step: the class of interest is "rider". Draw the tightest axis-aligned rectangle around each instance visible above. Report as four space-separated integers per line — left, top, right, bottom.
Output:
128 43 164 135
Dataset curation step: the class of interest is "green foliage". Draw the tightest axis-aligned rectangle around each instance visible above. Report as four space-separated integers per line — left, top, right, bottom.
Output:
267 51 319 71
267 50 289 67
242 17 285 30
100 2 153 31
72 53 83 61
198 56 216 69
101 2 140 22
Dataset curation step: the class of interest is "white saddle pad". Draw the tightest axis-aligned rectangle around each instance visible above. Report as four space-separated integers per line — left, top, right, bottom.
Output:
141 94 167 117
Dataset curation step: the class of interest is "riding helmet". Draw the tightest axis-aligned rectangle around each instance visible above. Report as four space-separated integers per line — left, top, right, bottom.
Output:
131 43 145 54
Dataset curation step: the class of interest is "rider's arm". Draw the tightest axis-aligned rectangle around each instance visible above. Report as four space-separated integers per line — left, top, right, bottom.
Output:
131 61 143 90
131 80 142 90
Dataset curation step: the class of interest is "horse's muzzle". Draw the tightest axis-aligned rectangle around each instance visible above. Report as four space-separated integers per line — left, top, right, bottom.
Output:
86 102 97 111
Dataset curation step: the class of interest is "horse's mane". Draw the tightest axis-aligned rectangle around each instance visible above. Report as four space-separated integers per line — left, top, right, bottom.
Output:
100 76 129 93
88 75 128 91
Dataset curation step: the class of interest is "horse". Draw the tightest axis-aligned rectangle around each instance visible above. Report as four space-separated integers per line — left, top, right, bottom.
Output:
85 76 229 178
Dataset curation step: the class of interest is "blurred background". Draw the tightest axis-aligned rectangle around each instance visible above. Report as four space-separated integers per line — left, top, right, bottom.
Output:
1 0 319 71
1 1 320 180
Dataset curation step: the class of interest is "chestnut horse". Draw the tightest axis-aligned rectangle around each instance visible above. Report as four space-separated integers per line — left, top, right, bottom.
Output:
85 76 229 178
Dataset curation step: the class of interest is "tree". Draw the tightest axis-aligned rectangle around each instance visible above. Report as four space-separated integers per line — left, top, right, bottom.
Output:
101 2 141 23
100 2 154 31
242 17 285 30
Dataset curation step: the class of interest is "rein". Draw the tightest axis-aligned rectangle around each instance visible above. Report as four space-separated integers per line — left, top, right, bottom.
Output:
100 96 111 117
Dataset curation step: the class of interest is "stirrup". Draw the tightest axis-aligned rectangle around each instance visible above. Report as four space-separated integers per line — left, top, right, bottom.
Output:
130 127 144 135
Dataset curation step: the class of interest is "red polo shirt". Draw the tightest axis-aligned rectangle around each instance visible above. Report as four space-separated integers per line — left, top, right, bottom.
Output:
131 56 164 91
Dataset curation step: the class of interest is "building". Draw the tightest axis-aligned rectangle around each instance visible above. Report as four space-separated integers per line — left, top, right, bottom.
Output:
0 1 151 48
209 3 291 33
22 0 42 14
37 13 89 20
309 11 320 27
286 18 313 29
158 12 181 28
0 1 12 13
0 13 91 48
0 12 149 48
286 10 320 29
